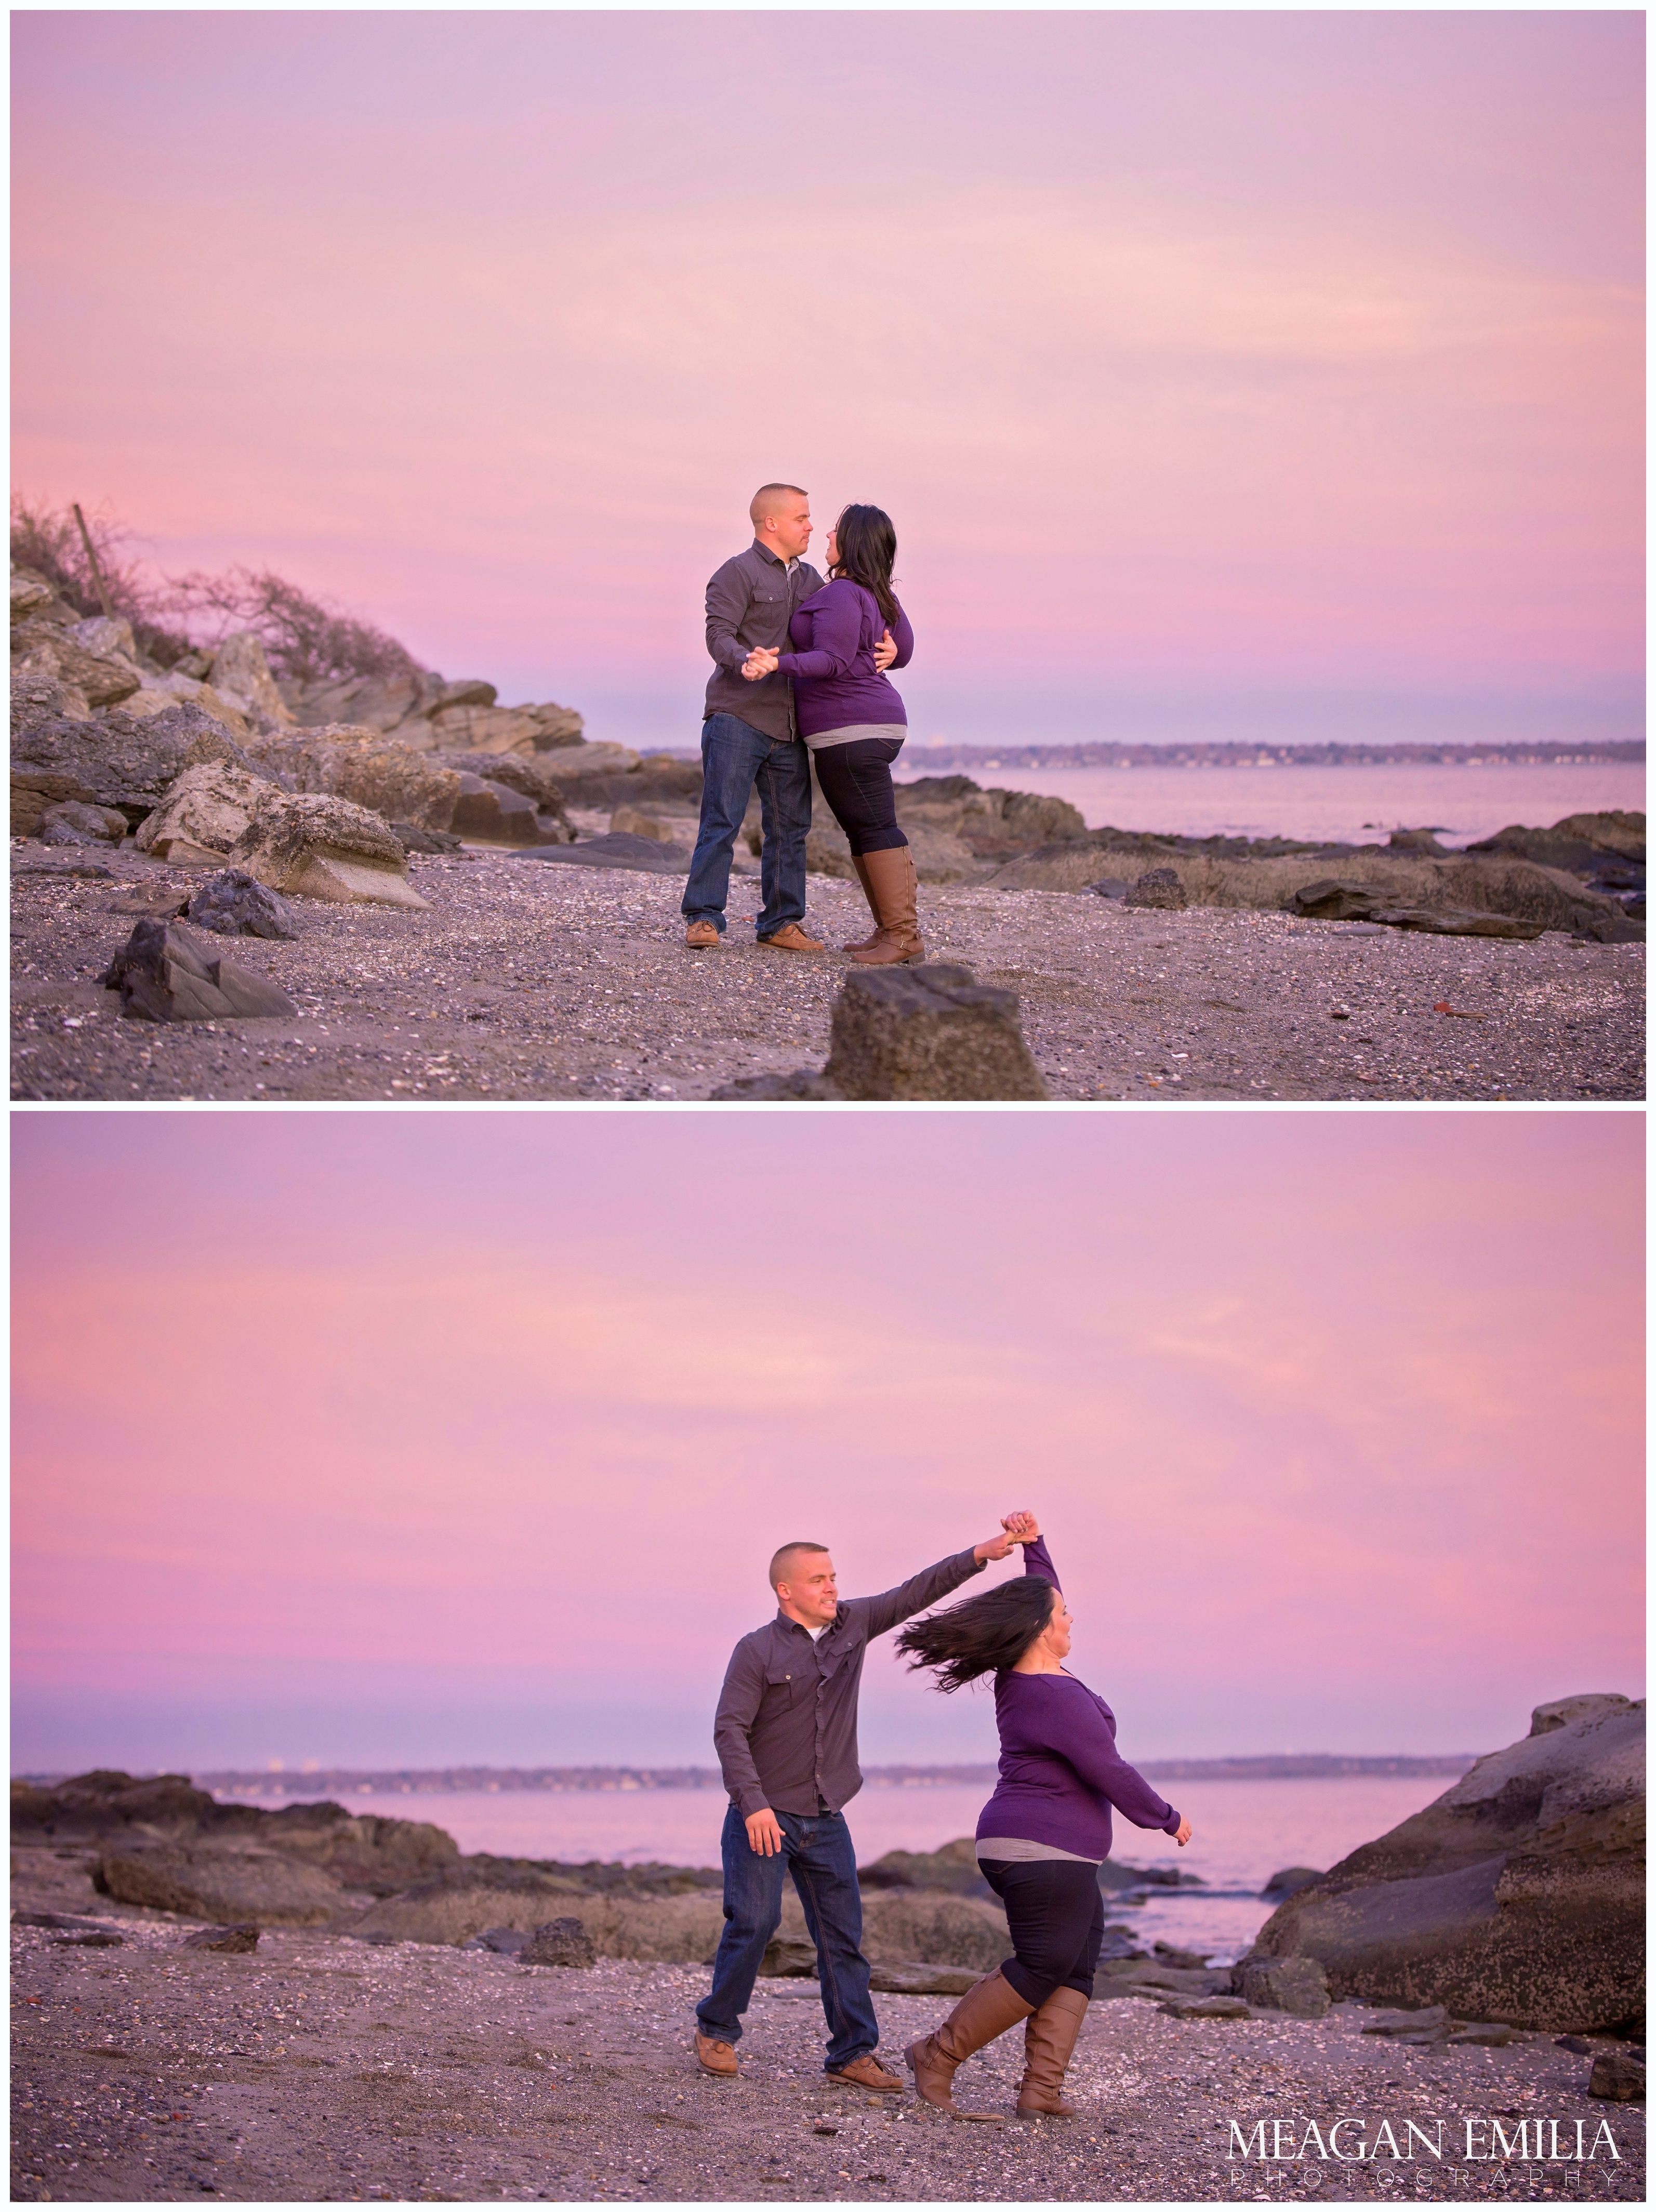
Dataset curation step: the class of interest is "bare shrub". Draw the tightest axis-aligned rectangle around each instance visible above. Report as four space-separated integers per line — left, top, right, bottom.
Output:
164 566 424 687
9 496 194 666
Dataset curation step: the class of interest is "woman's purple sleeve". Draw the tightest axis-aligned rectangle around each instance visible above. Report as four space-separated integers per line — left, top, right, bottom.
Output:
776 584 860 682
1022 1534 1060 1591
889 607 915 669
1036 1683 1183 1836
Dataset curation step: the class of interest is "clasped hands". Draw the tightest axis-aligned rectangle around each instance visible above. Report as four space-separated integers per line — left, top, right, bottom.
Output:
740 630 898 682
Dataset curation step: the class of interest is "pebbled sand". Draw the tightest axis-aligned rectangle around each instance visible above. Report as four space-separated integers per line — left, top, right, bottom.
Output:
10 843 1644 1103
10 1910 1645 2205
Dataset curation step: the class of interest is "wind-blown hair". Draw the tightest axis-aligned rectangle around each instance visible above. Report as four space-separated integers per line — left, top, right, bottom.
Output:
894 1574 1056 1693
830 504 901 629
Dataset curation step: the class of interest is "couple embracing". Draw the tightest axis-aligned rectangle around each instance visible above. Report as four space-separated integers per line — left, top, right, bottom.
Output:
694 1513 1193 2122
683 483 923 965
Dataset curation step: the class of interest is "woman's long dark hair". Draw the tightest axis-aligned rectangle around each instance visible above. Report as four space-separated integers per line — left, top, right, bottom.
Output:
830 504 901 629
895 1574 1056 1693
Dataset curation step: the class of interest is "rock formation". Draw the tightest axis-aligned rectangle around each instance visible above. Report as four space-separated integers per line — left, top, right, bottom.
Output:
1242 1695 1644 2033
228 790 429 909
823 963 1050 1103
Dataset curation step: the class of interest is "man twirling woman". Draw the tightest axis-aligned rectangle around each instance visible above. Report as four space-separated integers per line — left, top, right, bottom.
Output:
895 1513 1193 2120
743 504 923 965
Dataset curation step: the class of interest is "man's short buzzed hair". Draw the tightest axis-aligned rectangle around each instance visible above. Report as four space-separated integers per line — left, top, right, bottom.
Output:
770 1541 830 1590
751 483 809 528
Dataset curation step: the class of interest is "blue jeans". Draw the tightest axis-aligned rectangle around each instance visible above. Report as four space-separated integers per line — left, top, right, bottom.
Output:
696 1803 880 2071
681 713 811 938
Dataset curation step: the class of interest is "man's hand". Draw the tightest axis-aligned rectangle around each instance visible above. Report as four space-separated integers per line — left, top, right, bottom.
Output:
873 629 897 672
1001 1511 1039 1545
746 1808 784 1856
743 646 780 682
973 1532 1016 1562
1173 1816 1193 1848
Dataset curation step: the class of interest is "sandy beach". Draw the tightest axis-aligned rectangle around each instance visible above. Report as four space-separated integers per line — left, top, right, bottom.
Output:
10 845 1644 1103
11 1912 1644 2205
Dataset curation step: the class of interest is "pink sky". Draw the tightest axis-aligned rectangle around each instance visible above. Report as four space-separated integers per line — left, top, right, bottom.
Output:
11 12 1644 748
11 1111 1642 1775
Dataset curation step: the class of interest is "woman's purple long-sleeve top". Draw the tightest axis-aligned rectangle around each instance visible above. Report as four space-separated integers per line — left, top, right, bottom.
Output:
975 1537 1182 1862
774 577 913 740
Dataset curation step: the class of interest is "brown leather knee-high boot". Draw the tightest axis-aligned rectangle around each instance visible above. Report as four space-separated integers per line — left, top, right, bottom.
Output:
904 1969 1034 2115
849 844 924 965
1015 1987 1089 2116
843 854 884 953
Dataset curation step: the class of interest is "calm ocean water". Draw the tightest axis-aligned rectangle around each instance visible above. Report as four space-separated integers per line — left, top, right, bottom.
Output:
227 1774 1450 1964
892 758 1644 850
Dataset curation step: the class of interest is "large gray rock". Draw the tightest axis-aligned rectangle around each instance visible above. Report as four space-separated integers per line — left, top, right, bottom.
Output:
448 773 551 844
1236 1954 1330 2018
822 962 1049 1102
1244 1694 1644 2031
514 831 690 875
97 1844 347 1927
520 1916 598 1968
11 703 251 828
228 789 430 908
245 725 462 832
187 870 299 940
101 921 297 1022
1127 867 1188 910
12 618 141 708
37 800 127 846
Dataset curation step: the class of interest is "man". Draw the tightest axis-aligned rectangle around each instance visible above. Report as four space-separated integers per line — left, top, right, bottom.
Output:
682 484 895 953
694 1525 1021 2089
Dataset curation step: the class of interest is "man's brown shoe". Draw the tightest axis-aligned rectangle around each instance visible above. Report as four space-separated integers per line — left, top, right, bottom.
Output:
757 922 825 952
826 2053 904 2093
693 2032 739 2077
684 920 721 949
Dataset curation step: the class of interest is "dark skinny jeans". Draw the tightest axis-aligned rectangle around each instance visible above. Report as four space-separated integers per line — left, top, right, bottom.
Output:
811 734 909 858
978 1857 1107 2007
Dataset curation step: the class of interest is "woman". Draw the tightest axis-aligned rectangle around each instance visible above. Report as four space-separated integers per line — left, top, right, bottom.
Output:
742 503 922 964
894 1513 1193 2120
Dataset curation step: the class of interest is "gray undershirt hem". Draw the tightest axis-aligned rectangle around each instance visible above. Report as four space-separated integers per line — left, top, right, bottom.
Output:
975 1837 1103 1866
802 722 908 753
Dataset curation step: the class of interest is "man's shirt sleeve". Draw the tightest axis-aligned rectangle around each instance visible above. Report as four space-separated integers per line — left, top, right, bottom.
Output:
857 1548 986 1641
712 1636 771 1816
706 559 754 673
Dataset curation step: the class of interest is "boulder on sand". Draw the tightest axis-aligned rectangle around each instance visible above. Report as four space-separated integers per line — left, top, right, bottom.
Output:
228 789 430 908
1242 1694 1645 2031
11 703 256 830
187 869 299 940
822 962 1049 1102
37 800 128 846
246 725 461 833
520 1916 599 1968
1261 1866 1326 1902
181 1923 261 1954
101 920 297 1022
135 759 273 862
1236 1954 1331 2018
96 1844 348 1927
448 773 551 844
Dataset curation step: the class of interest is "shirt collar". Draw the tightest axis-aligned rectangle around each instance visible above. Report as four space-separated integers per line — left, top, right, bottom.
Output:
753 540 799 573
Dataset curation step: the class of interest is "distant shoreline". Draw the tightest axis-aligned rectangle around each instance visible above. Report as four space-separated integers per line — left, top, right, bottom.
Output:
638 739 1642 771
14 1755 1476 1794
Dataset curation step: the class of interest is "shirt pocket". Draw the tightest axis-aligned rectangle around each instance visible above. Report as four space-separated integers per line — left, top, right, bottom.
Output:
764 1664 807 1707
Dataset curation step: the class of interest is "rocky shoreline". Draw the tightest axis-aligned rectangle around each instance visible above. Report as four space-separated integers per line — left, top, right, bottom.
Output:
10 557 1646 1101
11 1703 1645 2203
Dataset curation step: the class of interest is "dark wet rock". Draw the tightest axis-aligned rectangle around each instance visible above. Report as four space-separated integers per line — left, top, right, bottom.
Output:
520 1917 598 1968
38 800 128 845
447 772 553 844
460 1925 531 1956
1369 907 1546 941
1097 1928 1146 1962
1361 2004 1450 2039
1468 812 1646 872
1588 2052 1645 2100
1387 829 1449 855
97 1844 349 1927
1262 1866 1327 1902
1126 866 1188 909
1237 1955 1331 2018
186 870 299 940
12 1910 114 1931
1291 880 1389 920
1247 1694 1644 2031
857 1840 992 1899
100 921 297 1021
1151 1942 1212 1972
181 1924 260 1954
822 962 1049 1102
1161 1994 1251 2021
391 822 465 855
708 1070 846 1101
1449 2022 1524 2046
1556 2034 1594 2055
868 1961 983 1996
513 830 692 874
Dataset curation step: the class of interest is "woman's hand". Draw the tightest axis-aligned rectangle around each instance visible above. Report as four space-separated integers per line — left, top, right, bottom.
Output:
1001 1511 1040 1545
742 646 780 681
873 629 897 672
1173 1816 1194 1848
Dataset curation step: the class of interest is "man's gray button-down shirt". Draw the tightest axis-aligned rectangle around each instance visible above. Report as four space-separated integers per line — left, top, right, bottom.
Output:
711 1549 986 1819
